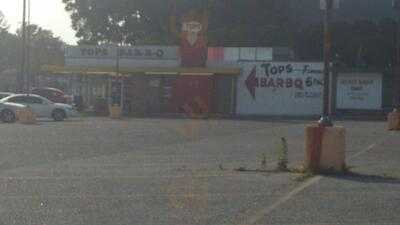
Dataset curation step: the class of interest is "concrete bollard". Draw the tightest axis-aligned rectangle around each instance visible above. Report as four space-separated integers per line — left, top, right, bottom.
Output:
305 125 324 172
320 126 346 171
109 105 122 119
387 112 400 131
18 107 37 125
305 124 346 172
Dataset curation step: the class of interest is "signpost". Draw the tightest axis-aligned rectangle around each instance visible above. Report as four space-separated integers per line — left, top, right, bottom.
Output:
319 0 338 126
387 0 400 130
393 0 400 112
304 0 346 174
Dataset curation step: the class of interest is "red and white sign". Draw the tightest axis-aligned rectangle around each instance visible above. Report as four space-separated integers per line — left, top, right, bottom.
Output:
182 21 203 46
180 11 208 67
320 0 340 10
237 62 324 116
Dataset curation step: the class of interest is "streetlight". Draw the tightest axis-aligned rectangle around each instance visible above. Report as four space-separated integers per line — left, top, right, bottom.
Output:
319 0 339 126
393 0 400 112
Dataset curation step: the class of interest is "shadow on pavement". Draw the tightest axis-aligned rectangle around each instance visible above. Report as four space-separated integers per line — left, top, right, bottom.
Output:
326 172 400 184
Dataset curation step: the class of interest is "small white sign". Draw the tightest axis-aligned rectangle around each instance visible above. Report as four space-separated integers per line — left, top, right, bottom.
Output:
336 73 382 110
149 79 160 88
320 0 340 10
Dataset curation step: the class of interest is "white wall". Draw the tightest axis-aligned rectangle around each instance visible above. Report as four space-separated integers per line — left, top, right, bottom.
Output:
237 62 324 116
336 73 382 110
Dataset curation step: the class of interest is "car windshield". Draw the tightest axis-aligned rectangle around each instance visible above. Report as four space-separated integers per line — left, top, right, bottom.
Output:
0 1 399 225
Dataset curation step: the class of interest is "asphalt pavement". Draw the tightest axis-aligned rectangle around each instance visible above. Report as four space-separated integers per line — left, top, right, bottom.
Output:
0 117 397 225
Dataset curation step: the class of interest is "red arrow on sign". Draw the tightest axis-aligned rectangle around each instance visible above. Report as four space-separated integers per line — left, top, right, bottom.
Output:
245 66 258 99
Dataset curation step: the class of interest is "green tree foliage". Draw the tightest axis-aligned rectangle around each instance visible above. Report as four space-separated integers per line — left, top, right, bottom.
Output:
62 0 173 45
17 24 65 73
207 0 292 47
293 19 397 68
0 10 64 75
0 11 9 32
62 0 293 46
62 0 397 68
0 11 19 73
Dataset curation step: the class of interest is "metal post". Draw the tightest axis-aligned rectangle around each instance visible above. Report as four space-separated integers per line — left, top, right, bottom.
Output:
26 0 31 93
120 76 124 112
319 0 333 126
18 0 27 93
107 75 112 106
393 5 400 112
116 47 124 111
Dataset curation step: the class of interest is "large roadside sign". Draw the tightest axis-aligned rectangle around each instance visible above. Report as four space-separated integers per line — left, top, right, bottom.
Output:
237 62 324 116
65 45 180 69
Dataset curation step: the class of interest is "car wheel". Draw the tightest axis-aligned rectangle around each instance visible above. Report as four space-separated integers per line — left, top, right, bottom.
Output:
52 109 66 122
1 109 16 123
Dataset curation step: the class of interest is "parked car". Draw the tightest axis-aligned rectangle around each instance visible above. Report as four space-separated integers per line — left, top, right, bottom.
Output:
0 92 15 100
31 87 69 104
0 101 26 123
0 94 78 121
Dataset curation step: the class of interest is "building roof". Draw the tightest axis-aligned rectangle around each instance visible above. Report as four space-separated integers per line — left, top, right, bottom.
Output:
42 65 240 76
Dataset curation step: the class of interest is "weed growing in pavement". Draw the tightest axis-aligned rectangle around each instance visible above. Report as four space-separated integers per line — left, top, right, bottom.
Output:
290 166 317 182
277 137 289 171
260 153 267 170
218 163 225 171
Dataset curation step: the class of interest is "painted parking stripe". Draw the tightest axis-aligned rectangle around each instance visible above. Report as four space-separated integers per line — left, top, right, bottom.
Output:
240 137 386 225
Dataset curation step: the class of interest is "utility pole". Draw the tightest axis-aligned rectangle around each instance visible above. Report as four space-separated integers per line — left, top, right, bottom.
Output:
18 0 27 93
319 0 337 126
26 0 31 93
393 0 400 112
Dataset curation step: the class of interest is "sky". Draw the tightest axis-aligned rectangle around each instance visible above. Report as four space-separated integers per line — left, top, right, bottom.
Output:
0 0 77 44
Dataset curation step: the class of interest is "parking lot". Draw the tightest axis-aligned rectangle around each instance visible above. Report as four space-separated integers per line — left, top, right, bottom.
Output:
0 117 397 225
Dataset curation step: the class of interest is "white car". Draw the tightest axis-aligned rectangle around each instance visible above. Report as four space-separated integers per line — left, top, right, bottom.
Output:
0 94 78 121
0 102 27 123
0 92 14 100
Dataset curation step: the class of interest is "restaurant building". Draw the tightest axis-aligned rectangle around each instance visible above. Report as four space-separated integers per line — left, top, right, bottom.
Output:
41 45 292 116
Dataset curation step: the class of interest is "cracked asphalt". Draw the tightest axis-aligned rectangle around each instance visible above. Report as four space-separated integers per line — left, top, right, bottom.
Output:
0 117 397 225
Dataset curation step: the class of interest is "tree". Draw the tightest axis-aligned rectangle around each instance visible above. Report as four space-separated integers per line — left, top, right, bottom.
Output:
0 11 18 73
207 0 293 47
62 0 294 46
62 0 398 69
16 24 65 74
0 11 9 32
293 18 397 68
62 0 173 45
0 13 65 74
